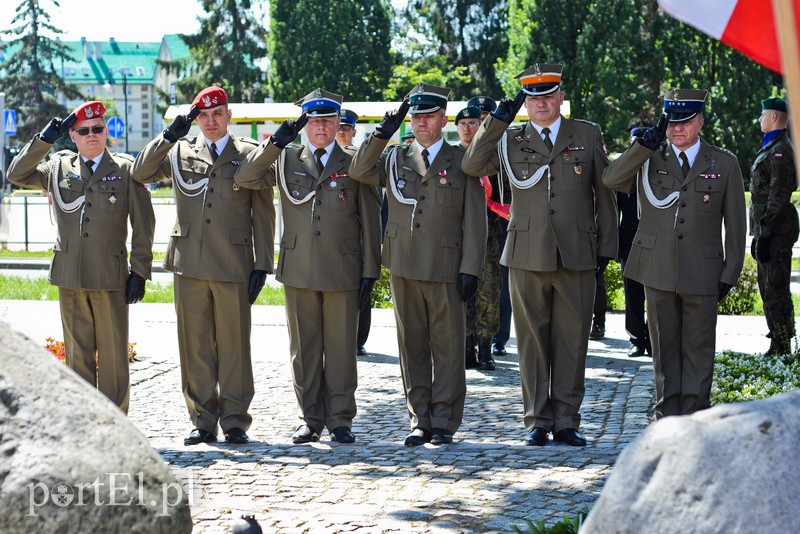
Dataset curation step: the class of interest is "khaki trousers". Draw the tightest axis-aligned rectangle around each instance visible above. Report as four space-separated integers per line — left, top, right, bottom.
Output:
174 275 254 433
284 285 359 433
510 266 595 432
60 287 130 413
391 275 466 434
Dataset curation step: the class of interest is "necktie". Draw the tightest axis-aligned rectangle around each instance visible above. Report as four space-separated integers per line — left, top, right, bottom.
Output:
679 152 690 178
85 159 95 175
421 148 430 170
210 142 219 162
314 148 326 174
542 127 554 151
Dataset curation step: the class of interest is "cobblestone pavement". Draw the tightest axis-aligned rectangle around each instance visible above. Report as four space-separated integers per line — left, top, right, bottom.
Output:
0 299 777 533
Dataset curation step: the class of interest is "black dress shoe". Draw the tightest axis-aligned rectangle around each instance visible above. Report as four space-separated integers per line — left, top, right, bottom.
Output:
430 428 453 445
553 428 587 447
357 346 367 356
627 343 647 357
492 344 507 356
589 324 605 340
524 427 548 446
292 425 320 444
224 427 249 444
184 428 217 446
330 426 356 444
404 428 431 446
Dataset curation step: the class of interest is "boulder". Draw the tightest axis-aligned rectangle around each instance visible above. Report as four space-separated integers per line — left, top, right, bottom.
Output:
0 323 192 533
582 391 800 533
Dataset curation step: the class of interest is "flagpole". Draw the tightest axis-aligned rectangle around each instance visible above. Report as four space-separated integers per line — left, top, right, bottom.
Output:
772 0 800 186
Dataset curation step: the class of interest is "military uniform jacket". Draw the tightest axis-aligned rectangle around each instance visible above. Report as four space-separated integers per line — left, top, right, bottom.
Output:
234 141 381 291
461 115 617 272
749 130 798 238
131 134 275 282
349 135 487 282
7 137 155 290
603 141 747 295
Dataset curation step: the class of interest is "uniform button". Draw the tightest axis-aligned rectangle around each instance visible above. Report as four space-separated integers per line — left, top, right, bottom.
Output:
420 195 426 200
211 173 216 178
680 202 686 207
315 215 320 220
417 209 422 214
84 218 90 223
315 230 321 236
415 223 420 228
549 209 555 214
550 192 555 197
83 233 89 237
316 200 321 205
423 182 428 187
678 234 683 239
210 187 215 192
87 188 93 193
205 219 211 224
86 202 92 207
679 218 684 224
682 186 687 192
207 203 212 208
318 185 322 190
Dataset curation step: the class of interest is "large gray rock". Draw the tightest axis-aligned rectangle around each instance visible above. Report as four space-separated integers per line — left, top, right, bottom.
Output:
0 323 192 533
582 391 800 533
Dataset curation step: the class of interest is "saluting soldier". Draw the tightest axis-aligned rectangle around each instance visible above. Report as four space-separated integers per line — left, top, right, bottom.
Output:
350 84 487 446
603 89 746 419
461 64 618 447
234 90 381 444
750 97 798 357
132 86 276 445
7 101 155 413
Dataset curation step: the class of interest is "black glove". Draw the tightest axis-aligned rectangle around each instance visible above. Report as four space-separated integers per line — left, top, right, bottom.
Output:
491 90 527 124
163 105 200 143
718 282 733 302
637 114 668 151
39 113 77 144
596 256 611 274
456 273 479 302
755 235 771 263
374 99 411 140
125 272 146 305
248 270 268 305
358 278 377 309
270 113 308 149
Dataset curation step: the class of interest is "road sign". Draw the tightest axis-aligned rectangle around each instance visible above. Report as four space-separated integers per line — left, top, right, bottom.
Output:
106 116 125 139
4 109 16 136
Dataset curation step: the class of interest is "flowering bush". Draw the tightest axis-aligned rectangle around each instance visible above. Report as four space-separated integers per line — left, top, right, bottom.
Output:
44 339 138 363
711 350 800 405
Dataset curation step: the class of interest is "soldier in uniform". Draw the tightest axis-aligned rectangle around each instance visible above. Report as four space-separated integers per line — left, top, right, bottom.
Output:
350 83 487 446
603 89 746 419
462 64 618 447
234 89 382 444
750 97 798 356
336 108 359 148
8 101 155 413
132 86 275 445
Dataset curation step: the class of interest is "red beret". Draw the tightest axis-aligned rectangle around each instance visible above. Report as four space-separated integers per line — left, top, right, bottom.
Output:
71 101 106 121
192 86 228 109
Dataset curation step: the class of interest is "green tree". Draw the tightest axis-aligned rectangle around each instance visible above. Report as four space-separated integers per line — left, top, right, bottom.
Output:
402 0 508 99
268 0 393 102
0 0 83 146
161 0 268 105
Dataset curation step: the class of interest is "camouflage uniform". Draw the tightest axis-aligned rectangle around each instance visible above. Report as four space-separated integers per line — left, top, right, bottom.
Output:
750 129 798 353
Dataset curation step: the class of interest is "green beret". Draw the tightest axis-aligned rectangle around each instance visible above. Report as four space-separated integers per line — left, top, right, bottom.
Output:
455 106 482 123
400 131 415 141
762 97 788 113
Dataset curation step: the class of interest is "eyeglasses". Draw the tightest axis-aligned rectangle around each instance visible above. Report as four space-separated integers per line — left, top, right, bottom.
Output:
72 126 106 136
457 121 480 129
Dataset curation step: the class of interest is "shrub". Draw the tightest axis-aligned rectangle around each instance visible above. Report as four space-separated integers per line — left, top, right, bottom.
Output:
604 260 624 311
718 255 758 315
711 349 800 405
371 265 393 308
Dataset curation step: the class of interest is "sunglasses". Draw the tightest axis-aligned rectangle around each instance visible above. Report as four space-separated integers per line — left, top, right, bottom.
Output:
72 126 106 136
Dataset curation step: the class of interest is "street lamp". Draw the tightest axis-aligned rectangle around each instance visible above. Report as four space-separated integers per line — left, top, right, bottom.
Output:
104 69 129 153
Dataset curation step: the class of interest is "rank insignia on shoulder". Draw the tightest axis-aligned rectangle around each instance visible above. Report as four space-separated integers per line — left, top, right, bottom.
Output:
657 170 669 175
699 173 720 179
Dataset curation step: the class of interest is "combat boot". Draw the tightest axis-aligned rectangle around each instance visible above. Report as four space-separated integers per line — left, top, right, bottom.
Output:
478 337 496 370
465 335 479 369
765 340 792 358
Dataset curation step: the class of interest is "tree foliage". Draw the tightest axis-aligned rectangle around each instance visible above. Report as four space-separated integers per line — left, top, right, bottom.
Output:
402 0 508 99
268 0 393 102
161 0 268 105
0 0 83 145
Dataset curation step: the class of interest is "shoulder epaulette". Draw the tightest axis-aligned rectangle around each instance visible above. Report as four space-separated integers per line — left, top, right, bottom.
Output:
238 136 260 146
451 143 467 153
51 149 76 159
570 118 601 129
707 143 738 160
112 152 135 162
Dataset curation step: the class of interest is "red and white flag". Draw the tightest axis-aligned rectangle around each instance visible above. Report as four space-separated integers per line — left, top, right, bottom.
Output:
658 0 800 73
